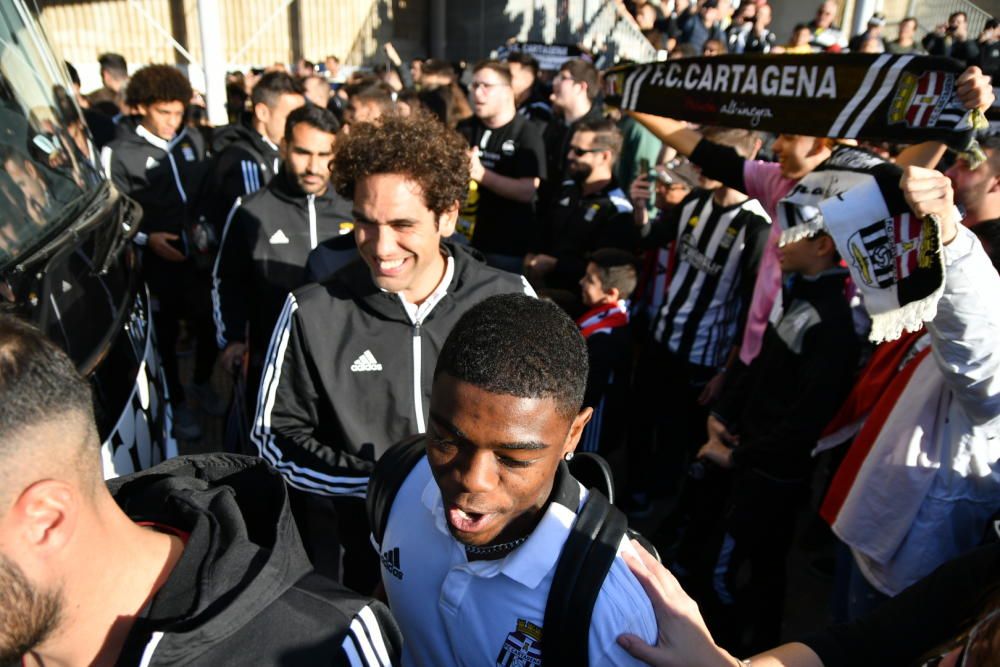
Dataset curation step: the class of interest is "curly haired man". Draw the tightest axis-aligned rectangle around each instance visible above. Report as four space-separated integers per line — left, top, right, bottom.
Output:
251 111 535 592
100 64 216 441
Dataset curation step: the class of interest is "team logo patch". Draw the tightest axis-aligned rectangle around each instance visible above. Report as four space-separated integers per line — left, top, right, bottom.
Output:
496 618 542 667
501 139 516 156
181 144 196 162
144 156 159 170
888 71 954 129
846 213 935 288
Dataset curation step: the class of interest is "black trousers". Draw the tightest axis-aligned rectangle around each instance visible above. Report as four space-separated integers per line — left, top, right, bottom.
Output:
627 342 716 499
288 489 381 595
699 469 808 655
145 255 217 404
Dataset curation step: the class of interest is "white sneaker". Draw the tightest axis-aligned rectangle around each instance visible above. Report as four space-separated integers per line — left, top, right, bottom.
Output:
172 404 203 440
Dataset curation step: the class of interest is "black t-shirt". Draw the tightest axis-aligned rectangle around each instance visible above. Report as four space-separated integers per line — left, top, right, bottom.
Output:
457 114 547 256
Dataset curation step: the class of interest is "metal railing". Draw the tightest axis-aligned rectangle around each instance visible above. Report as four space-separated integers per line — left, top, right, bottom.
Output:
568 0 659 65
907 0 994 40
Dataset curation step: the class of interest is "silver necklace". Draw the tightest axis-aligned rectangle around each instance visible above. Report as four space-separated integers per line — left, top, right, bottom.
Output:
465 536 528 556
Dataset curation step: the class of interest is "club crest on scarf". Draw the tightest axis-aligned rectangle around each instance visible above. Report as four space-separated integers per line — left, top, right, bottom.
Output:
496 618 542 667
820 170 944 343
888 71 963 131
847 214 936 290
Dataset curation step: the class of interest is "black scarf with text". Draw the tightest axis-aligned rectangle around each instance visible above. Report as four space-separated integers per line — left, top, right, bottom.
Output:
604 54 987 156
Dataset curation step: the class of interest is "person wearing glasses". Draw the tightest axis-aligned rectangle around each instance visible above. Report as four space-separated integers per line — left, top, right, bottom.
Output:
545 59 605 198
457 60 547 273
526 118 638 304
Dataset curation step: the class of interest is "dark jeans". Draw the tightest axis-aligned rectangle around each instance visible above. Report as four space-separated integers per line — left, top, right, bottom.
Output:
627 342 716 499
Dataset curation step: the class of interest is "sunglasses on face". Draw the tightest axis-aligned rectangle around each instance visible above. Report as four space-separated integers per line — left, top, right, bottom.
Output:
569 145 604 156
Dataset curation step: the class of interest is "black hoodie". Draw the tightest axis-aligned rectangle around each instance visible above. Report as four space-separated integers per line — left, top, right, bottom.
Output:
211 169 354 369
202 122 282 233
250 243 533 499
108 454 401 666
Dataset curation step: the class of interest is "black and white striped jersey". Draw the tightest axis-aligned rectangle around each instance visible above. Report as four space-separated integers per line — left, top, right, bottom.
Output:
644 189 771 368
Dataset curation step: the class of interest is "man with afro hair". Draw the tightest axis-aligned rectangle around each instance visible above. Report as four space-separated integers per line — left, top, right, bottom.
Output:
252 110 534 592
101 64 217 441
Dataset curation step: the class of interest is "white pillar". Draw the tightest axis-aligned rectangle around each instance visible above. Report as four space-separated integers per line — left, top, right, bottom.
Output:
197 0 228 126
851 0 878 38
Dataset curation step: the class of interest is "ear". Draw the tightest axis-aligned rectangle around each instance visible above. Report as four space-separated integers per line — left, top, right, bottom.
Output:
988 173 1000 195
807 137 829 158
605 286 621 302
437 201 459 238
12 480 78 556
278 136 288 161
136 104 149 118
563 407 594 458
815 234 837 258
253 101 270 125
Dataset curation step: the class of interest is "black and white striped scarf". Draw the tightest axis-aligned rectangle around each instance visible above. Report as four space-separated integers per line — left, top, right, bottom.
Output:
605 54 987 157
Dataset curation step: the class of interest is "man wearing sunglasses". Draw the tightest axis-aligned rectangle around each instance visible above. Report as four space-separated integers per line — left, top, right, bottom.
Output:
526 119 637 303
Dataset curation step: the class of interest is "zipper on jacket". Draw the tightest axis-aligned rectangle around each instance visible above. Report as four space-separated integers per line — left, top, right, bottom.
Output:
308 194 317 249
166 150 187 204
413 321 425 433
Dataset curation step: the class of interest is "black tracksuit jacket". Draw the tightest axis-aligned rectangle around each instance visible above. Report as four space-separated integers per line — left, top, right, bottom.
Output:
211 171 354 367
203 122 282 233
536 178 639 291
102 124 206 239
101 123 207 292
107 454 402 666
251 243 531 499
712 268 860 480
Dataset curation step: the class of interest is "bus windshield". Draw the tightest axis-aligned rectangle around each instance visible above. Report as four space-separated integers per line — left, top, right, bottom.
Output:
0 0 101 268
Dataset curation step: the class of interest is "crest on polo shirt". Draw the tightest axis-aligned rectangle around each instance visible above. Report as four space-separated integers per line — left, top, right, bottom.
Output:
496 618 542 667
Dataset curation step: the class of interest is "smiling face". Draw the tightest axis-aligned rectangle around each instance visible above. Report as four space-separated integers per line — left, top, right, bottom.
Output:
284 122 335 195
772 133 825 180
426 374 590 548
352 173 455 304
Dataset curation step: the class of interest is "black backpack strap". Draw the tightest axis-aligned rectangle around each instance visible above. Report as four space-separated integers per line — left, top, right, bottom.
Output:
365 434 427 546
542 489 628 666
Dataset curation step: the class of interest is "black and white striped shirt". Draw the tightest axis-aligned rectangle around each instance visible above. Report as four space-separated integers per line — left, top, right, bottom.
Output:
644 189 771 368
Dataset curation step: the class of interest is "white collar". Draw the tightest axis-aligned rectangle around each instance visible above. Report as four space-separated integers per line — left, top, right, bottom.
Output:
136 124 184 151
397 254 455 325
261 133 279 152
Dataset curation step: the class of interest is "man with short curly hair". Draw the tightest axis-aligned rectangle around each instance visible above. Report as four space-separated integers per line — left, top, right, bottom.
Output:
100 64 215 441
252 111 535 592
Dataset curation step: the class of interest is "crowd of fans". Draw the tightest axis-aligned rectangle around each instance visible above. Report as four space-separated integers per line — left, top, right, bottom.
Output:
3 0 1000 665
626 0 1000 71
